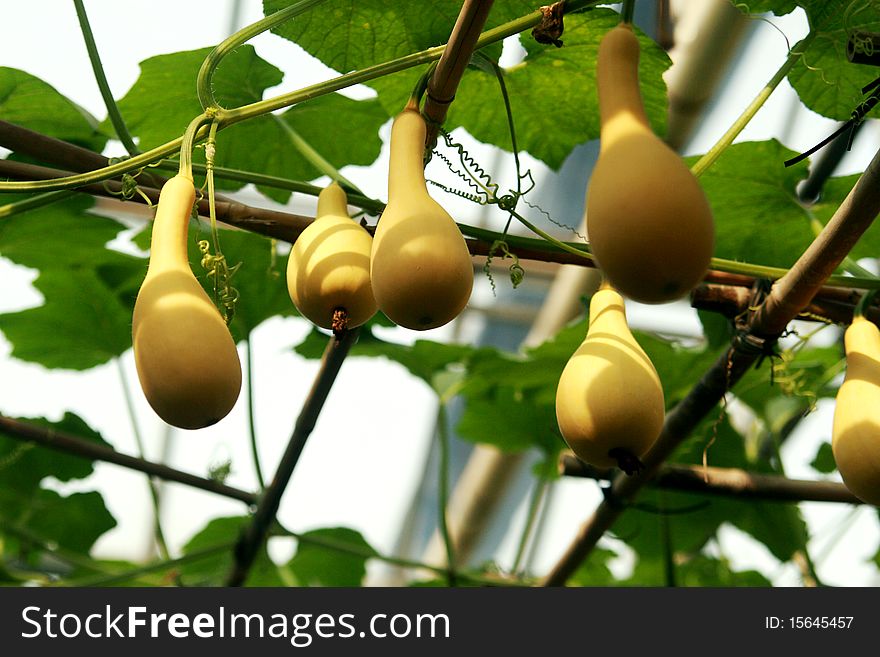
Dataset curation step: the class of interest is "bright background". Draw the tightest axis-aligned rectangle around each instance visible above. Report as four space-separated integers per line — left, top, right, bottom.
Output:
1 0 879 586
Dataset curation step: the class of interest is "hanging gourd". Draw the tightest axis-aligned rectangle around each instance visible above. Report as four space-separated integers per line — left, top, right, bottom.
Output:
555 283 665 473
586 22 714 304
132 174 242 430
287 181 377 332
370 100 474 330
832 312 880 505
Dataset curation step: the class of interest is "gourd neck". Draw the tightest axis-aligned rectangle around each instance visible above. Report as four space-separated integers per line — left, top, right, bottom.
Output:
148 174 195 273
587 288 631 336
388 108 429 203
597 24 649 144
317 181 350 218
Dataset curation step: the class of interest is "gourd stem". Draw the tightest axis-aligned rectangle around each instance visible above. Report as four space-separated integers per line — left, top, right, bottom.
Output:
179 113 211 179
436 402 458 586
690 31 816 178
410 62 439 106
0 190 73 218
854 288 880 318
510 477 549 575
73 0 140 156
196 0 328 110
245 338 267 491
114 359 171 561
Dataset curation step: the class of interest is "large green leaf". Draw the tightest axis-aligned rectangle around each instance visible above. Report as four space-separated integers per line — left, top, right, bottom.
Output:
736 1 800 15
445 10 671 170
111 46 387 203
264 0 527 73
216 95 388 202
0 413 111 493
0 196 136 270
267 2 670 169
178 515 283 586
0 268 133 370
691 140 813 268
111 46 281 150
0 67 106 151
0 489 116 555
786 2 880 120
287 527 376 586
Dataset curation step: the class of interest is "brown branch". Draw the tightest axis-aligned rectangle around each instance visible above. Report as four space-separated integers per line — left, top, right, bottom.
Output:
559 454 862 504
541 145 880 586
423 0 495 150
0 159 313 243
0 415 258 505
691 282 880 326
226 328 360 587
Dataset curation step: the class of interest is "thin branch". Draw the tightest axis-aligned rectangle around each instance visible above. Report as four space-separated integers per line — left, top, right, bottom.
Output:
559 455 862 504
73 0 139 156
0 415 258 506
541 145 880 586
0 159 312 243
690 282 880 326
226 328 360 586
423 0 495 149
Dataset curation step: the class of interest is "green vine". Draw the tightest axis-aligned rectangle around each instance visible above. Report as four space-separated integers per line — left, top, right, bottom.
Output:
199 119 240 325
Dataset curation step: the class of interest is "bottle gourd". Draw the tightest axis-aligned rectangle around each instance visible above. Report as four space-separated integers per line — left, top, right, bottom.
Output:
370 103 473 330
831 315 880 505
586 23 714 304
555 285 665 472
132 174 242 430
287 182 378 331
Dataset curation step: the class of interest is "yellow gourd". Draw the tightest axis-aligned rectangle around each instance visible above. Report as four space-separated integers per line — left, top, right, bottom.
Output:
287 182 377 331
370 103 473 330
555 285 665 472
132 174 242 430
831 315 880 505
586 23 714 304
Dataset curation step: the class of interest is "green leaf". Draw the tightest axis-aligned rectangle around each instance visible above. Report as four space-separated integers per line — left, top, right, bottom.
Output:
810 173 880 262
267 3 666 169
264 0 528 73
287 527 376 587
568 547 619 586
787 3 880 120
698 309 734 350
0 268 134 370
0 195 137 270
733 344 843 416
214 95 387 203
0 489 116 554
0 67 106 151
627 550 772 587
736 1 799 15
810 441 837 473
0 413 111 493
112 47 387 203
112 46 281 150
668 416 810 563
456 387 561 453
178 515 283 586
445 10 671 170
691 140 813 268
